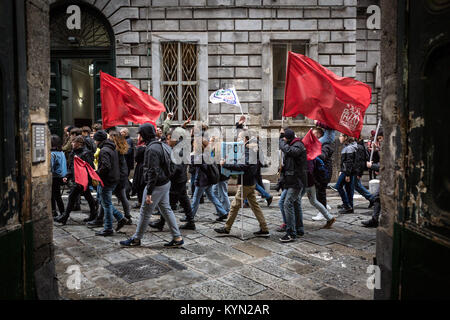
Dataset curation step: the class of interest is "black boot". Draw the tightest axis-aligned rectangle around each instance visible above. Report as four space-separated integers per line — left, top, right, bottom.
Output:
361 218 378 228
88 208 103 226
54 213 70 225
125 215 132 225
180 220 196 230
149 219 165 231
83 208 98 223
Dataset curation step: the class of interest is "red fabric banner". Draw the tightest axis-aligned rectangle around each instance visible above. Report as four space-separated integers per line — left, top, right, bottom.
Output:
283 52 372 138
302 129 322 161
74 156 104 191
100 71 166 128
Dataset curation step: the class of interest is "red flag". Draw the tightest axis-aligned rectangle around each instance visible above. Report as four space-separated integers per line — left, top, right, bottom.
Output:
302 129 322 161
100 72 166 128
283 52 372 138
74 156 104 191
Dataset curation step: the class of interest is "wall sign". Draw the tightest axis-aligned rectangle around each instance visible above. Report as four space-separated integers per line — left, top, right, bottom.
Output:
32 123 46 163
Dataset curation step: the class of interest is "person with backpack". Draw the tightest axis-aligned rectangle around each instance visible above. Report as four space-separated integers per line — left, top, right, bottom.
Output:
119 123 184 247
54 136 97 225
354 137 376 208
189 139 228 222
278 128 308 243
214 130 270 237
51 135 67 217
149 128 196 231
331 133 358 214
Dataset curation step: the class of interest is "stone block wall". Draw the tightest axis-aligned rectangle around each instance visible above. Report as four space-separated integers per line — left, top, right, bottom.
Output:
356 0 381 138
50 0 381 132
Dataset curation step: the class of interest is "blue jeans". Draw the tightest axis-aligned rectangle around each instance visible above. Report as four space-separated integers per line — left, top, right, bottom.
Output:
334 173 355 208
355 177 375 202
244 183 271 205
99 184 124 231
284 187 305 237
191 185 228 218
213 180 230 213
278 189 288 224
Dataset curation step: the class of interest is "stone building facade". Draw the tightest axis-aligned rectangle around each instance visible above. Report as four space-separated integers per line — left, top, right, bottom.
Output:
48 0 381 139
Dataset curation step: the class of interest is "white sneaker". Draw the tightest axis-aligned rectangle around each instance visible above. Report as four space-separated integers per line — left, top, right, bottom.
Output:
312 213 326 221
326 204 332 211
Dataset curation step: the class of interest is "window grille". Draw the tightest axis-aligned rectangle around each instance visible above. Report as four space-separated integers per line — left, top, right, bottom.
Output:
161 42 198 121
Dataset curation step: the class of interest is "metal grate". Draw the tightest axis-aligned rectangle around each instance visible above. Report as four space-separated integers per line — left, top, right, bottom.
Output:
161 42 198 121
106 257 172 283
50 8 111 48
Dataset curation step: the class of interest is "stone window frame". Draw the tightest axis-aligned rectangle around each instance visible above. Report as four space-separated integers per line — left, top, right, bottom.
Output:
261 32 319 127
151 32 208 124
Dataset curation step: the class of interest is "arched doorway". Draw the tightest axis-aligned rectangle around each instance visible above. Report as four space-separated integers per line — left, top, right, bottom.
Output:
49 1 115 137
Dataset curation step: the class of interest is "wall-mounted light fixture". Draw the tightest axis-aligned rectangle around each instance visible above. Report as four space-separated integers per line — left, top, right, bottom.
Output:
89 64 94 77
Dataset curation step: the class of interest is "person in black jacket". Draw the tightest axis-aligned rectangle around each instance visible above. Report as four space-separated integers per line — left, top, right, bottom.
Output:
120 128 135 199
120 123 184 247
278 128 307 243
89 131 133 226
93 130 129 236
354 138 376 208
81 126 96 156
214 131 270 237
189 139 229 221
54 136 97 225
149 128 196 231
331 133 358 214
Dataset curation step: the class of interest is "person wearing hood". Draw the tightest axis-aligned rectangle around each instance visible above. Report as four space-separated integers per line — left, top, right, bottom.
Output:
278 128 307 243
120 123 184 248
93 130 129 236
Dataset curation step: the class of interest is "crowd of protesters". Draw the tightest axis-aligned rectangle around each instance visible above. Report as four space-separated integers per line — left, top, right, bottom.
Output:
51 114 382 247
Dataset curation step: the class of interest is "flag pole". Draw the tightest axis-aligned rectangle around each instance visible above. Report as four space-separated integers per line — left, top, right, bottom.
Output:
370 119 381 162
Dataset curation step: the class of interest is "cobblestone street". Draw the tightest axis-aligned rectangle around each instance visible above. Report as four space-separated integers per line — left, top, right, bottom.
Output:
54 191 376 300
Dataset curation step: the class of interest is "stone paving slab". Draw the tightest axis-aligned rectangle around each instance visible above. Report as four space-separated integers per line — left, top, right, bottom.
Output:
54 194 377 300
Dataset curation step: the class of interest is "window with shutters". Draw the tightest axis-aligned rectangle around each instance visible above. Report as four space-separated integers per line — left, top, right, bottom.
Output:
161 42 199 122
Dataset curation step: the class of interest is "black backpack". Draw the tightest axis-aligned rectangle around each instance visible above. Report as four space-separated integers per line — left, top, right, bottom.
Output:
205 163 220 185
149 141 175 179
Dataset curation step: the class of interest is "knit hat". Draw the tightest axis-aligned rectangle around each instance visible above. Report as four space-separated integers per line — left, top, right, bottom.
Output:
93 130 108 142
284 128 295 141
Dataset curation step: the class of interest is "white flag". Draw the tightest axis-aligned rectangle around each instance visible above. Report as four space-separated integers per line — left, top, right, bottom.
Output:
209 87 241 109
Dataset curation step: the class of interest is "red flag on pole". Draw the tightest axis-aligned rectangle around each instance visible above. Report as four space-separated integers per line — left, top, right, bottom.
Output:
100 72 166 128
74 156 104 191
283 52 372 138
302 129 322 161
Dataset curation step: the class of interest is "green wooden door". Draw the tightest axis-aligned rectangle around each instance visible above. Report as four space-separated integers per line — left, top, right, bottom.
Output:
93 59 114 124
